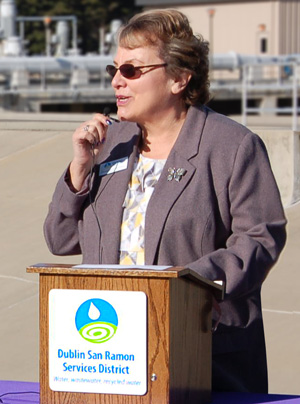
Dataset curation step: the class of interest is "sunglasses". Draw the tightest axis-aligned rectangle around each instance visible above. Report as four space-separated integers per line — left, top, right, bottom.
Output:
106 63 167 79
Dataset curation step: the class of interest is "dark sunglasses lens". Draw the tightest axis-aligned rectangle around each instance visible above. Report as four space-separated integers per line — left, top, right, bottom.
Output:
106 65 117 78
106 64 140 79
119 64 137 78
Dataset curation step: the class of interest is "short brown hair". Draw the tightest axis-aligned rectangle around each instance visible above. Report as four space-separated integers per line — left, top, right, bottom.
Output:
118 9 210 106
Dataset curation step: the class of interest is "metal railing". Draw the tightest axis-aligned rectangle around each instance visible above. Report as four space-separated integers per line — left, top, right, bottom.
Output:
241 62 300 131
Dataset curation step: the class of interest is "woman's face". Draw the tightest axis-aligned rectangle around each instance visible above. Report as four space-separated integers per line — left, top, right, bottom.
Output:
111 45 178 125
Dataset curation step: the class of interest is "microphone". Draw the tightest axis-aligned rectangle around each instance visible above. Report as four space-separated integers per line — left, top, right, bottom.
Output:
103 107 120 123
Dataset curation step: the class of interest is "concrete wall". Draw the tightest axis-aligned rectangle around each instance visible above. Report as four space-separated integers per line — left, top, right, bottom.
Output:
178 2 277 55
143 1 279 56
143 0 300 56
256 129 300 207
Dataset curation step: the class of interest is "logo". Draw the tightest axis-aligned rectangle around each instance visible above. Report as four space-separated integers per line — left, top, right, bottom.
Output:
75 299 118 344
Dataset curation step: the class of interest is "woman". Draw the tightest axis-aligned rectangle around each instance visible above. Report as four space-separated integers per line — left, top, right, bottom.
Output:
44 9 286 393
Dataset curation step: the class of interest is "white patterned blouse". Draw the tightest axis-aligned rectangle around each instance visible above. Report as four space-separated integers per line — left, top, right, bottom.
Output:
119 153 166 265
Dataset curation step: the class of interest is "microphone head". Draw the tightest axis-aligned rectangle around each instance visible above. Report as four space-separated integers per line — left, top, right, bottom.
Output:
103 107 111 116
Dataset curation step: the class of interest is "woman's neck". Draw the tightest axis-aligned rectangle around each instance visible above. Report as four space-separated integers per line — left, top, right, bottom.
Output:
139 109 188 159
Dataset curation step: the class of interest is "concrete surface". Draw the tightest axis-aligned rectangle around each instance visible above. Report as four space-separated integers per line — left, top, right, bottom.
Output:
255 129 300 207
0 111 300 394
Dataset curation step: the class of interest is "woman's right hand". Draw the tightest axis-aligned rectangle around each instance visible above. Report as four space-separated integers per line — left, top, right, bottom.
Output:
69 114 112 191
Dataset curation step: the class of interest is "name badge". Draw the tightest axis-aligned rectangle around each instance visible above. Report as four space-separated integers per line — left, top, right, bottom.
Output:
99 157 129 177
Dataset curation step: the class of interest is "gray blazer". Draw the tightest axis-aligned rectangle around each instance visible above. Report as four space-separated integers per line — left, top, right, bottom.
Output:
44 105 286 392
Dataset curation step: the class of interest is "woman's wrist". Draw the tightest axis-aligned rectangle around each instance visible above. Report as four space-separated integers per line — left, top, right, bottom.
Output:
69 160 91 192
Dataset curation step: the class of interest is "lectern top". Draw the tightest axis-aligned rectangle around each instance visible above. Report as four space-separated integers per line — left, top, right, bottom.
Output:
27 263 224 299
27 263 185 278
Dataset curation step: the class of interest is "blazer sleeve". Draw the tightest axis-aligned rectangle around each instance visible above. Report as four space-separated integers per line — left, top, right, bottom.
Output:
43 167 90 256
186 132 287 299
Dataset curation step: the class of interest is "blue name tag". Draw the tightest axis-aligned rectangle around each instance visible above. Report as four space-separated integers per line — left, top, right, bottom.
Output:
99 157 129 176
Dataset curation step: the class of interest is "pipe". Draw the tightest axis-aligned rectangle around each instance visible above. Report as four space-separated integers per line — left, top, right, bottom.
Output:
0 52 299 75
0 54 114 74
212 52 300 70
0 0 16 38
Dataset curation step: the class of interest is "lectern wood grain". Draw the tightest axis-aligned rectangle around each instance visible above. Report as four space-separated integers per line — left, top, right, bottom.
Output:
27 265 217 404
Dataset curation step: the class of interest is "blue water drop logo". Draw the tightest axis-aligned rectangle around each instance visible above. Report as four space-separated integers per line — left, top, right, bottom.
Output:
75 299 118 343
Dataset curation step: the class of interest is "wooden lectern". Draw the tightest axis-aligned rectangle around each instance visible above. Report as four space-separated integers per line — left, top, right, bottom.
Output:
27 264 223 404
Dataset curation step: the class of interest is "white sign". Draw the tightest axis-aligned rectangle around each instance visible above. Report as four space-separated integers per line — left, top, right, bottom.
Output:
49 289 147 395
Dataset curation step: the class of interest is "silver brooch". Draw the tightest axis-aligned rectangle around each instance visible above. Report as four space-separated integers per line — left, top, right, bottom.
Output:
167 167 187 182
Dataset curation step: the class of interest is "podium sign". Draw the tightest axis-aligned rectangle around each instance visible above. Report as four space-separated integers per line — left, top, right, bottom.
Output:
49 289 147 395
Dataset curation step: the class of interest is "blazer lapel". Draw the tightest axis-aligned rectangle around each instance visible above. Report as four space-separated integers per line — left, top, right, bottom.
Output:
95 127 141 263
144 105 208 264
145 155 195 264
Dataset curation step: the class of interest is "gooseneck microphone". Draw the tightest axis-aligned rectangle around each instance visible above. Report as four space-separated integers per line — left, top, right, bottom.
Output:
103 107 120 123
